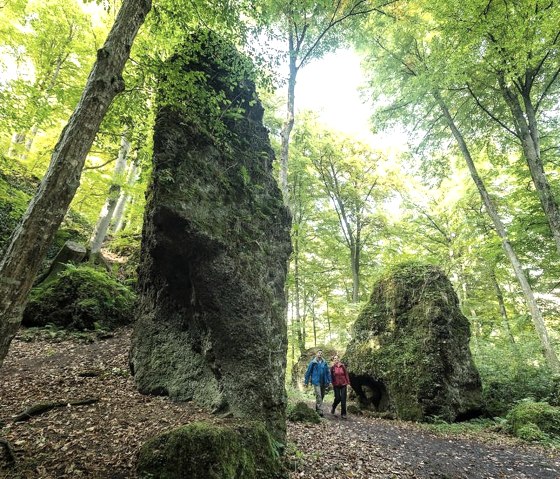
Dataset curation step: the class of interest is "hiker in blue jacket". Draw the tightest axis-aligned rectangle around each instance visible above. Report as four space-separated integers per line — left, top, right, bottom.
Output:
304 349 332 416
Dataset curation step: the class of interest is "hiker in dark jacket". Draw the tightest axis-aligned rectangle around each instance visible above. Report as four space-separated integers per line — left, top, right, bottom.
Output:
330 355 350 418
304 349 332 416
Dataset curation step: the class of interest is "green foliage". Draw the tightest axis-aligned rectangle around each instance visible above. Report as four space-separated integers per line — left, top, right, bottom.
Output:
474 336 560 416
23 264 135 331
286 402 321 424
422 417 500 436
0 159 36 253
506 401 560 441
137 421 285 479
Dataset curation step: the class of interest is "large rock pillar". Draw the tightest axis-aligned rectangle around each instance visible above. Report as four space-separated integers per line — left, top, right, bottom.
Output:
130 31 292 442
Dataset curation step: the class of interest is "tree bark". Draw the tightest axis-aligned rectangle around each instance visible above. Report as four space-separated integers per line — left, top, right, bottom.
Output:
499 76 560 256
111 160 138 233
279 30 298 205
89 133 130 253
489 267 516 345
0 0 151 369
434 91 560 372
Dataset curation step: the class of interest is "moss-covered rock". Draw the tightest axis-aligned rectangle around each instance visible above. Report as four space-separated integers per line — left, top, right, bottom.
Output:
137 421 286 479
23 264 135 330
130 30 291 443
344 262 483 422
291 346 338 391
287 402 321 424
506 401 560 440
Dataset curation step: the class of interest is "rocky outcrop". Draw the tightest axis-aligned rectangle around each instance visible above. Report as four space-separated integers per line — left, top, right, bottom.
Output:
129 31 291 442
344 263 483 422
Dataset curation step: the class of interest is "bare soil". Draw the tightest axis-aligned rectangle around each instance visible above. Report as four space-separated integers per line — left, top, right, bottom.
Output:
1 328 559 478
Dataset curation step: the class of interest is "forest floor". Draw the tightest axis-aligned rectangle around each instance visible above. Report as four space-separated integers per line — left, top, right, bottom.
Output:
1 327 559 479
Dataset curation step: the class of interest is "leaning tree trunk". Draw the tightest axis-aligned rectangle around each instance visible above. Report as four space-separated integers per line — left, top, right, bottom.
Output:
0 0 151 369
89 133 130 254
435 92 560 372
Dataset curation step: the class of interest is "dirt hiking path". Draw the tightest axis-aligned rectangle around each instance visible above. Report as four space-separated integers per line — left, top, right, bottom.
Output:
288 412 560 478
0 328 559 478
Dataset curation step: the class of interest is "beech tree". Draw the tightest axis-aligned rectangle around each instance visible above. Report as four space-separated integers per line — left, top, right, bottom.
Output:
262 0 392 203
356 1 560 371
427 0 560 257
0 0 152 368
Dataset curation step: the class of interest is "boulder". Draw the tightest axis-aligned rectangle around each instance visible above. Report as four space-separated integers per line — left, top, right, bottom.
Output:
137 421 285 479
287 402 321 424
23 264 135 330
344 263 483 422
291 346 338 390
129 31 292 442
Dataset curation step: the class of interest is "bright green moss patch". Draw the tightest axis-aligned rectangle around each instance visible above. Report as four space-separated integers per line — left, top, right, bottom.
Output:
506 401 560 441
23 264 135 330
287 402 321 424
137 421 286 479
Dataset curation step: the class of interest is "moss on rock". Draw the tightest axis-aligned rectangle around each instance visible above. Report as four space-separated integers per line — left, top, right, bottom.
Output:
344 262 483 422
287 402 321 424
23 264 135 330
130 30 291 443
137 421 286 479
507 401 560 440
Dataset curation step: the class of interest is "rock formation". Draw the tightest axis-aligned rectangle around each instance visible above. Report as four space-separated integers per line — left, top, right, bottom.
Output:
344 263 483 421
129 31 292 442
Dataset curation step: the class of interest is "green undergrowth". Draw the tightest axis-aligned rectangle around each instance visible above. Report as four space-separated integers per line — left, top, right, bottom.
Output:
17 323 116 344
421 417 501 436
506 400 560 443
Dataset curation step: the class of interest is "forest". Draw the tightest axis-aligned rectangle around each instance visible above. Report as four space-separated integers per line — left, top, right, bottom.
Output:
1 0 560 478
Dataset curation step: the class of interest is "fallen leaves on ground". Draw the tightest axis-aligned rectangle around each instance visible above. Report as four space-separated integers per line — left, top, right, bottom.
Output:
1 328 559 478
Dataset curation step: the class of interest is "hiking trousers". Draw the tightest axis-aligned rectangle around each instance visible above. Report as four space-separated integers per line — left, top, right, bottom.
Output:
313 384 326 413
332 385 347 416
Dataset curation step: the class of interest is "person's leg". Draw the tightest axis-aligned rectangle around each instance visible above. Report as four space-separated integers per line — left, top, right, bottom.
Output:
341 386 348 417
313 385 323 415
332 386 341 414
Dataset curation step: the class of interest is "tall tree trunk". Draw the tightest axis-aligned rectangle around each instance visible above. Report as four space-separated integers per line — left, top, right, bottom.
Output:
89 133 130 254
434 92 560 372
499 77 560 256
0 0 152 369
293 231 305 354
280 37 298 204
111 160 138 233
309 298 317 347
350 245 360 302
7 132 25 157
489 268 516 345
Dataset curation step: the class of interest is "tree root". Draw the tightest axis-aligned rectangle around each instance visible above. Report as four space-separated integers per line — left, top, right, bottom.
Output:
12 398 99 422
0 437 16 465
